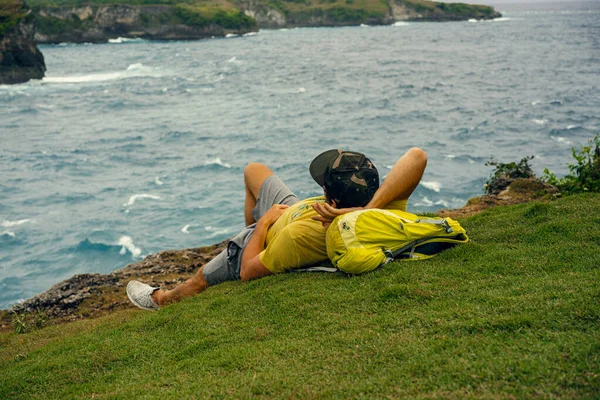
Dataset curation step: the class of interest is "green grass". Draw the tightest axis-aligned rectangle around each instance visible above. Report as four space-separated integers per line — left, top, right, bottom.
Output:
2 194 599 398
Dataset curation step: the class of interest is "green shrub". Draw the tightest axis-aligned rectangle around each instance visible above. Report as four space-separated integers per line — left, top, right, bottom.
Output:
543 135 600 195
484 156 535 195
172 6 256 30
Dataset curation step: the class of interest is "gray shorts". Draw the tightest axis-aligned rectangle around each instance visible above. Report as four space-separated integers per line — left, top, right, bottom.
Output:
202 175 299 286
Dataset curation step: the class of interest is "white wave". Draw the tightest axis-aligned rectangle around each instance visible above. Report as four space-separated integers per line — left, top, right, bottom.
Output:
204 158 231 168
445 155 456 159
1 230 16 237
296 87 306 93
227 56 238 63
225 33 238 38
531 101 541 106
43 63 159 84
414 196 449 208
279 28 289 32
181 225 191 234
118 236 142 258
551 136 573 145
492 17 512 22
468 19 478 23
420 181 442 193
243 32 258 37
392 21 409 27
360 24 370 28
123 194 161 207
127 63 144 71
468 159 475 164
533 119 547 125
207 228 231 238
108 37 145 44
155 176 164 186
1 219 31 228
567 125 580 130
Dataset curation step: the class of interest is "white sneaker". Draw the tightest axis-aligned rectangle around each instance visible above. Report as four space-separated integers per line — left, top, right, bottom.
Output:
126 280 160 310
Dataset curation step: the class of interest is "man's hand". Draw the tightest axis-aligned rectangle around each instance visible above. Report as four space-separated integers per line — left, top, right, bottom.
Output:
311 202 363 228
259 204 289 227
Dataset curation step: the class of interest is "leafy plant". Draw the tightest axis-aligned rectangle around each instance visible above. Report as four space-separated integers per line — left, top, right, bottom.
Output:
34 309 46 329
543 135 600 195
11 311 27 334
484 156 535 195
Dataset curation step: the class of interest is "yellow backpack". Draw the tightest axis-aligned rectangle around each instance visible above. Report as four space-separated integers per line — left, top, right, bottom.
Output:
326 209 469 275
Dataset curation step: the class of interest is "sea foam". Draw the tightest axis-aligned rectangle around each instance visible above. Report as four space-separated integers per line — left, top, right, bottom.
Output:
108 37 145 44
181 225 191 234
43 63 159 84
204 158 231 168
551 136 573 145
420 181 442 193
1 219 31 228
123 194 161 207
118 236 142 258
414 196 449 208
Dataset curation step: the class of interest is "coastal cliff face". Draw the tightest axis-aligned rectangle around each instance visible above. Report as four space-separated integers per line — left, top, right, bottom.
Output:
31 0 501 44
35 5 257 43
0 0 45 84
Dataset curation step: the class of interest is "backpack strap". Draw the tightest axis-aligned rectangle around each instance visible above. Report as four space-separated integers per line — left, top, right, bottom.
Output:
415 217 454 233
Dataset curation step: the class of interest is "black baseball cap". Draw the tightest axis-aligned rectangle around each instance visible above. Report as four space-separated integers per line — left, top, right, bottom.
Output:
309 149 380 208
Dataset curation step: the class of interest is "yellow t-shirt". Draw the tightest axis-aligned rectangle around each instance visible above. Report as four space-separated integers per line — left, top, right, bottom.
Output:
259 196 408 274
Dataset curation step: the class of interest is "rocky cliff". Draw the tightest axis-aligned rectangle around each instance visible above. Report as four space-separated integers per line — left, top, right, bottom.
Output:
30 0 501 44
1 177 555 332
0 0 45 84
34 4 257 43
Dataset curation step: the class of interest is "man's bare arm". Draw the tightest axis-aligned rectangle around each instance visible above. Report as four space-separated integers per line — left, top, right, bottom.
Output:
239 204 288 282
312 147 427 222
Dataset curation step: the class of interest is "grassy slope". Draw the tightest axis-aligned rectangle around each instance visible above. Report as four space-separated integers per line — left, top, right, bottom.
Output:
1 194 599 398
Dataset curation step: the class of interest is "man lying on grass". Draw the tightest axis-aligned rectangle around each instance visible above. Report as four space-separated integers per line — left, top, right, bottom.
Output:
126 147 427 310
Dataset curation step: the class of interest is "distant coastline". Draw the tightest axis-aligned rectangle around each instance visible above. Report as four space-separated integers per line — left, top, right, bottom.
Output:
27 0 502 44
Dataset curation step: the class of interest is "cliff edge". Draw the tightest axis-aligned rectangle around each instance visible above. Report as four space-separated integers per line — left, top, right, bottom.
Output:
28 0 501 44
1 178 555 332
0 0 45 84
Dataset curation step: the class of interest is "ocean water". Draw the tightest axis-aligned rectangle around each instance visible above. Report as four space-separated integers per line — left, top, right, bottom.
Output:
1 2 599 309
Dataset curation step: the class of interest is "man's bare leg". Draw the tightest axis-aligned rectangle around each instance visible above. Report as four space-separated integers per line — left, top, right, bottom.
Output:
244 163 274 226
366 147 427 208
151 265 209 306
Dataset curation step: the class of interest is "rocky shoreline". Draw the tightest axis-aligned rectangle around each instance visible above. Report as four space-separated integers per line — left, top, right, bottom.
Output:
0 0 46 84
31 0 501 44
1 178 557 332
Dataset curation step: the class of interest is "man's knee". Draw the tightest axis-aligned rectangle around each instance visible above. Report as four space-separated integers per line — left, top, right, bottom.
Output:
407 147 428 164
244 163 271 180
244 163 274 196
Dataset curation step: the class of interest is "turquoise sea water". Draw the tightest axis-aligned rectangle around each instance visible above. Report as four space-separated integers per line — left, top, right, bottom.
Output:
1 3 599 309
